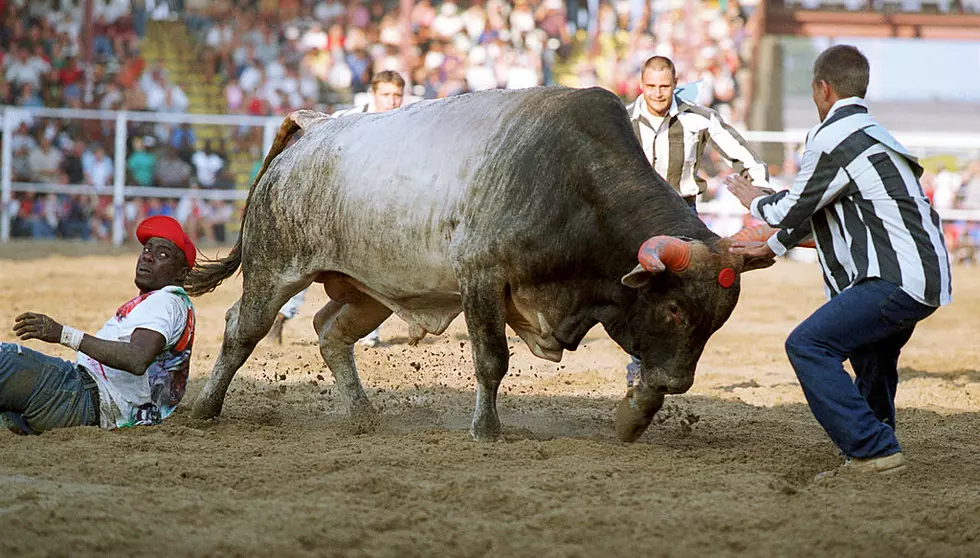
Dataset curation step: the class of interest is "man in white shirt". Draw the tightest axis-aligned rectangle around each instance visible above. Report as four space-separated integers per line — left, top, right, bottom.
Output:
191 141 225 188
2 216 198 434
4 46 44 89
27 137 64 184
83 145 114 191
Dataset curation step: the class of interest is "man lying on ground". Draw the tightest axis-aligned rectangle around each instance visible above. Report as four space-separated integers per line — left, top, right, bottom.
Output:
1 216 197 434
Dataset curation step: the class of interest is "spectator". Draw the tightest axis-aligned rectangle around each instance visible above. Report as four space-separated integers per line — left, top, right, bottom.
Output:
127 137 157 187
933 164 962 213
191 140 225 188
4 45 44 89
224 75 244 112
11 122 38 153
17 83 45 108
169 123 197 164
212 166 237 190
180 182 219 244
28 137 65 184
11 146 32 182
61 142 86 185
155 147 194 188
83 145 115 191
210 200 234 244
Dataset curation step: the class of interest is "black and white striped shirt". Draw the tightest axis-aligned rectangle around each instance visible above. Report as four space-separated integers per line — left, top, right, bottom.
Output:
625 95 770 197
753 97 952 307
332 103 372 117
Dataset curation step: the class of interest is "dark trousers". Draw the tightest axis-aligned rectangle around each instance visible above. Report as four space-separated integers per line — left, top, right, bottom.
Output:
785 279 936 458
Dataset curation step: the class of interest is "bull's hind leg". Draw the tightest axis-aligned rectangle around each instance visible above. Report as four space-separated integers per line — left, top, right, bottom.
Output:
315 297 392 419
192 277 309 420
460 279 510 442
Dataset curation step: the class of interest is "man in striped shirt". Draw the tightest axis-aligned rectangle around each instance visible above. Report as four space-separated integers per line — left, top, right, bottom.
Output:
727 45 952 478
622 56 774 388
625 56 771 212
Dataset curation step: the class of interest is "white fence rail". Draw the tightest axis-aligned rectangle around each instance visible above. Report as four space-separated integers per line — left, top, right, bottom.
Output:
3 105 980 245
1 106 280 244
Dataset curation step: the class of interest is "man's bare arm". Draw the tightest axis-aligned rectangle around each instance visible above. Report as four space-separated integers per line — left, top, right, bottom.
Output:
13 312 165 375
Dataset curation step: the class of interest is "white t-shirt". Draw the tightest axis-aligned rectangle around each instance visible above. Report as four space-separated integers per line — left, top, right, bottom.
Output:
191 151 224 187
78 287 195 429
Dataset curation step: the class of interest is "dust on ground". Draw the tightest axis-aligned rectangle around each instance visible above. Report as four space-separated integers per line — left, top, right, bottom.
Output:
1 242 978 557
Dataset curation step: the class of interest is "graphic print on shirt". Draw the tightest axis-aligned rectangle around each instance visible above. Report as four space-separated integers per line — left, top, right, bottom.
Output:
113 288 196 427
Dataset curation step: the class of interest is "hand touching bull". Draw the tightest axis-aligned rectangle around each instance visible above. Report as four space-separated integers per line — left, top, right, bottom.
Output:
724 174 778 261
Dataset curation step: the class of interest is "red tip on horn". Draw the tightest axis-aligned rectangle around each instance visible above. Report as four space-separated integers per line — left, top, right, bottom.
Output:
638 236 692 273
729 224 816 249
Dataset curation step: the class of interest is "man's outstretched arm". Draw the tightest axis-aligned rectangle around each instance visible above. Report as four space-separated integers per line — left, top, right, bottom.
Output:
13 312 165 375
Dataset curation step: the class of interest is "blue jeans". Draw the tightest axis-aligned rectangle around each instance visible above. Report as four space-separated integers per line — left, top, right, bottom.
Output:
0 343 99 435
785 279 936 459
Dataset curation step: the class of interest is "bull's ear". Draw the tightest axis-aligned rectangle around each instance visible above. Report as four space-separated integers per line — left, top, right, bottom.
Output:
622 264 658 288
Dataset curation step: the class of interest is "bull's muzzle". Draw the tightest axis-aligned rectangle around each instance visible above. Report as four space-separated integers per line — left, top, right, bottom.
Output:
641 369 695 395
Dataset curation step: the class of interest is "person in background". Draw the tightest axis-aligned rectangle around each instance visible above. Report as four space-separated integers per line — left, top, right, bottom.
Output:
127 137 157 187
625 55 771 215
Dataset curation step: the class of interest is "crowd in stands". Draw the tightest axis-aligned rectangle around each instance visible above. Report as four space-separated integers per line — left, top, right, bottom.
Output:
921 160 980 264
188 0 757 123
4 0 757 244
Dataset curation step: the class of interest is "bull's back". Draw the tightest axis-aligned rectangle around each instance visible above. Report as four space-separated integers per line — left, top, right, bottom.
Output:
253 87 637 297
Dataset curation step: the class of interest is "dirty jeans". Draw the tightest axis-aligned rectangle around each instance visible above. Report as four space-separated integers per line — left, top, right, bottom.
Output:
785 279 936 459
0 343 99 434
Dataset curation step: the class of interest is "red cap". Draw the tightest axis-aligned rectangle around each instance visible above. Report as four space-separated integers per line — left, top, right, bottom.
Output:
136 216 196 268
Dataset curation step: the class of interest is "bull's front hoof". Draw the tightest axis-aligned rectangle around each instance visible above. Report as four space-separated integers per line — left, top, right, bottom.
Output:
614 388 665 443
469 428 502 443
190 397 222 421
345 402 380 435
469 416 503 442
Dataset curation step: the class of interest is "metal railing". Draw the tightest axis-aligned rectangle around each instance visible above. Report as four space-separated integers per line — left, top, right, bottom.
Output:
1 106 280 244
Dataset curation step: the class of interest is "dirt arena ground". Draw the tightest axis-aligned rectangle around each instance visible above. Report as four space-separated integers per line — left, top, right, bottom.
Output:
1 242 978 557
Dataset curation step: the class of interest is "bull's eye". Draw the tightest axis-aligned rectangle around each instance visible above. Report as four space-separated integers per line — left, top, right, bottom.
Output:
666 302 682 324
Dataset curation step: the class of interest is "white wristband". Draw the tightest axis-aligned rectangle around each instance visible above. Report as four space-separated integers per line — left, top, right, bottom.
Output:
60 326 84 351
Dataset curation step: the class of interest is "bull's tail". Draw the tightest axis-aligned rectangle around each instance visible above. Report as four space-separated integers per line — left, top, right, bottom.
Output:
184 110 330 297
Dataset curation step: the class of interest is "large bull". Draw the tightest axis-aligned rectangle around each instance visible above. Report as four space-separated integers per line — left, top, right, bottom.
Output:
185 86 775 442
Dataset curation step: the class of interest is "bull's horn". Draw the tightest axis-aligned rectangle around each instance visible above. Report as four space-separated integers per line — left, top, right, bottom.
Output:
638 236 692 273
729 224 816 249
